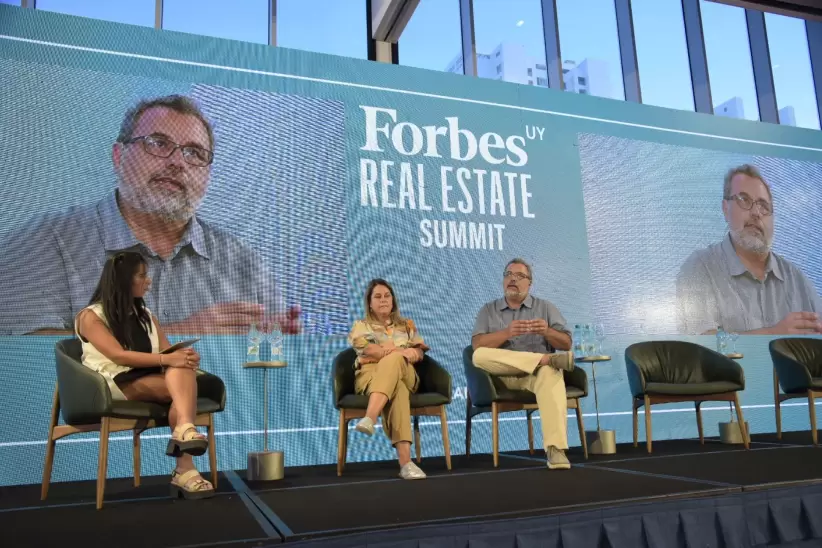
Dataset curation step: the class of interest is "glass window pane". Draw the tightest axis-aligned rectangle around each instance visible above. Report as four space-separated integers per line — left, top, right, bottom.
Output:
556 0 624 100
277 0 366 59
36 0 155 27
472 0 548 87
0 1 22 6
163 0 268 44
632 0 694 111
700 0 759 122
765 12 820 130
400 0 461 73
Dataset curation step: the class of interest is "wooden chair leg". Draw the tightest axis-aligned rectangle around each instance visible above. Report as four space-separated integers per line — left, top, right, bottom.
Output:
96 417 111 510
133 430 141 488
465 395 473 458
734 393 750 449
632 400 638 448
575 405 588 460
809 390 818 446
207 414 218 489
336 412 346 477
492 402 500 468
439 406 451 470
41 384 60 501
695 402 704 445
414 416 422 464
527 411 534 455
774 369 782 440
342 417 350 474
644 395 652 454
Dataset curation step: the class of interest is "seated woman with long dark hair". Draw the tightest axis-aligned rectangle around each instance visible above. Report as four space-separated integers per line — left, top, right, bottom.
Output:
75 251 214 499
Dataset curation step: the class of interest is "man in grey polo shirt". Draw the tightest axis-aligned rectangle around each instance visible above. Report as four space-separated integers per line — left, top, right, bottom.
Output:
472 258 576 469
0 94 298 336
676 164 822 336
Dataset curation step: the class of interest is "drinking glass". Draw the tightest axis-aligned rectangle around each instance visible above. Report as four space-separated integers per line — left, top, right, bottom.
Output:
729 332 739 353
594 323 606 355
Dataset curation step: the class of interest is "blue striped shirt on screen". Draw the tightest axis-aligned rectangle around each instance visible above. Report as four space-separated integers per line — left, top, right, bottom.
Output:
0 190 282 335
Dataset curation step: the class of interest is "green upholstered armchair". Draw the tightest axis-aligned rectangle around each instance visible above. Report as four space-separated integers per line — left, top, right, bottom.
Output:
462 345 589 467
770 337 822 444
625 340 748 453
332 347 452 476
42 339 226 509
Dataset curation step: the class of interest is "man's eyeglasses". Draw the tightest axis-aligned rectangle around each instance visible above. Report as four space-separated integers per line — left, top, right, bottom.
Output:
125 134 213 167
504 271 530 281
726 193 773 216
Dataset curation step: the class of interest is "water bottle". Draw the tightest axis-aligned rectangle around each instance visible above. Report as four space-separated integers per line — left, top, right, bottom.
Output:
716 325 727 354
247 322 261 360
573 324 583 354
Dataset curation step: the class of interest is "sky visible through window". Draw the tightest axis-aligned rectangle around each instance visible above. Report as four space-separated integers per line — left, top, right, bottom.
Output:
8 0 820 129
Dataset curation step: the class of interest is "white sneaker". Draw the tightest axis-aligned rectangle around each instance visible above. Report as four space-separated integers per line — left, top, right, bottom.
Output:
547 446 571 470
354 417 375 436
399 461 427 480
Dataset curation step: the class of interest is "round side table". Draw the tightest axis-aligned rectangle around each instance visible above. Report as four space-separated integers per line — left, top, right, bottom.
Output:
575 355 616 454
244 359 287 481
719 353 748 444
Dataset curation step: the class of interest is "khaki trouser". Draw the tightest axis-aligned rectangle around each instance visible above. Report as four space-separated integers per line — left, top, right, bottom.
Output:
472 347 568 450
355 353 419 445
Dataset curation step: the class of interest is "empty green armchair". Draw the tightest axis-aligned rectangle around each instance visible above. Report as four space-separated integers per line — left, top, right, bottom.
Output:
332 348 452 476
42 339 226 509
625 340 748 452
463 345 589 467
770 338 822 444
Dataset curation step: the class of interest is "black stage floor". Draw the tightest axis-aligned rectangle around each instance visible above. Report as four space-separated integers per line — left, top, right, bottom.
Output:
3 432 822 547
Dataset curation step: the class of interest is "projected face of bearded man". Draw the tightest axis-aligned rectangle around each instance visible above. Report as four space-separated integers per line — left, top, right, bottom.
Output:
722 172 774 256
113 105 213 225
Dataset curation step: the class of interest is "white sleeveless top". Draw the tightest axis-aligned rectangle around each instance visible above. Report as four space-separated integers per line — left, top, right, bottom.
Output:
74 303 161 400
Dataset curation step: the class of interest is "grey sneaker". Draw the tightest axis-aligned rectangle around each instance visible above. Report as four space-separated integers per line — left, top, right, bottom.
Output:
399 461 427 480
547 446 571 470
548 351 575 372
354 417 375 436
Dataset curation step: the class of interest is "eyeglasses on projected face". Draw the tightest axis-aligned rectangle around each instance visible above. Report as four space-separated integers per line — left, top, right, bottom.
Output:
503 271 531 281
726 193 773 216
124 134 214 167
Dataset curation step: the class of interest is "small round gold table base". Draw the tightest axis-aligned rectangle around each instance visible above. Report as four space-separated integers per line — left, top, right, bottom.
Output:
247 450 284 481
586 429 617 454
719 421 749 444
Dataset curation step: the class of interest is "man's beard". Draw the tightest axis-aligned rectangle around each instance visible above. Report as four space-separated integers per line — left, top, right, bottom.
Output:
119 178 199 223
731 224 771 255
505 287 526 299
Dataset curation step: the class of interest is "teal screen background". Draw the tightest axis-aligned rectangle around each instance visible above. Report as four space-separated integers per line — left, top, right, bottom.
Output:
0 5 821 486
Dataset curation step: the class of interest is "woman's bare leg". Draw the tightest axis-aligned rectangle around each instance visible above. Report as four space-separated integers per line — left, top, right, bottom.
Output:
365 393 388 423
395 441 412 466
162 367 198 427
119 374 197 473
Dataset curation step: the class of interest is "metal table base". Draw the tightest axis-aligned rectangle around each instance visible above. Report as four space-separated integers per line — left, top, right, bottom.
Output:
576 355 616 455
244 361 287 481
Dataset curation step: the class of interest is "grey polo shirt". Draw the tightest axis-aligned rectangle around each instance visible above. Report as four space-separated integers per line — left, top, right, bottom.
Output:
675 233 822 334
472 294 571 353
0 190 282 335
